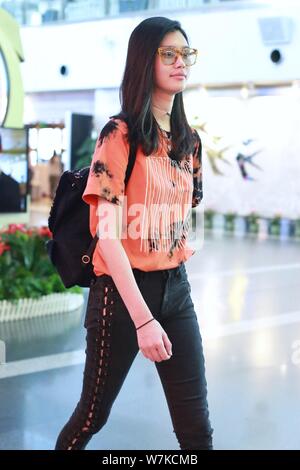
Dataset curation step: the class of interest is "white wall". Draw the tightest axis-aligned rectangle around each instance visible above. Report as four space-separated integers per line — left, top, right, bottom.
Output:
20 16 136 92
185 86 300 218
24 90 95 123
20 2 300 93
94 88 120 128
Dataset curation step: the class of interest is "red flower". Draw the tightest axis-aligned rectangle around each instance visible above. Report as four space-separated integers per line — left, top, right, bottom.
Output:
6 224 27 234
0 242 10 256
38 226 52 238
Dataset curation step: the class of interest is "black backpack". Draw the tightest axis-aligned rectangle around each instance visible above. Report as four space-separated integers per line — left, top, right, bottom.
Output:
46 141 137 288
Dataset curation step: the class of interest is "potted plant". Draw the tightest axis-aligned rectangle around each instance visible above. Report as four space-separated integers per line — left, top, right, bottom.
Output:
0 224 83 322
293 218 300 239
224 212 236 233
74 135 97 170
204 209 215 230
268 214 281 237
245 212 259 235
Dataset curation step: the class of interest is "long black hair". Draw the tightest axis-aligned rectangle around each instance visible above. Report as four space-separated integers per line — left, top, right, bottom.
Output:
111 16 195 162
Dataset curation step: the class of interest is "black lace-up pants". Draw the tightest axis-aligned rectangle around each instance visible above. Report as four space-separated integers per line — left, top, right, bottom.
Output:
54 262 213 450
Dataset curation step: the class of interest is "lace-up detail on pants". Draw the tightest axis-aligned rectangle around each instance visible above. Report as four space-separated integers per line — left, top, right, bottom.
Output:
55 279 117 450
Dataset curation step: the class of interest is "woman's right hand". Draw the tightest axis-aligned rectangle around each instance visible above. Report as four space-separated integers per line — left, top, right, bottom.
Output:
136 319 173 363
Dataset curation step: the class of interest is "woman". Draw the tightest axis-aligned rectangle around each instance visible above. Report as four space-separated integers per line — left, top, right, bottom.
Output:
55 16 213 451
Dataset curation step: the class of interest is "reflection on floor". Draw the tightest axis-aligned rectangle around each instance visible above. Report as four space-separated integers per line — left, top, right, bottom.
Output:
0 233 300 450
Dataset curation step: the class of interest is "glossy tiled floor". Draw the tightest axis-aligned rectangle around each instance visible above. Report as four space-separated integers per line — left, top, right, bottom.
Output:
0 233 300 450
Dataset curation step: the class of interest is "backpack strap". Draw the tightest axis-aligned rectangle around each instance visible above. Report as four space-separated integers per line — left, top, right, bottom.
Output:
82 234 99 266
125 140 137 186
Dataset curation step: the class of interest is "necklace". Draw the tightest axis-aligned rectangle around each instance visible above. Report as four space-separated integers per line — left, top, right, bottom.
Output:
155 120 171 136
152 104 171 117
152 105 171 134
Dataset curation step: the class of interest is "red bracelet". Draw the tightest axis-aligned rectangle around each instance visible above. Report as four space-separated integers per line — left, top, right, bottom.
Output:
136 318 155 331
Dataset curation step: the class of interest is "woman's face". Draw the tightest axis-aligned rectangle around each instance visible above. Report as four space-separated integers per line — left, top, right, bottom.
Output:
153 30 192 96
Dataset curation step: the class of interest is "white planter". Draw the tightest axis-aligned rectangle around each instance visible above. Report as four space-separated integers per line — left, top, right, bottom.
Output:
258 218 269 240
234 216 247 237
280 218 291 240
0 293 84 323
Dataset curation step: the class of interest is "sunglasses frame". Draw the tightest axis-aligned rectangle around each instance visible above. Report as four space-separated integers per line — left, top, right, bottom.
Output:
157 46 198 66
